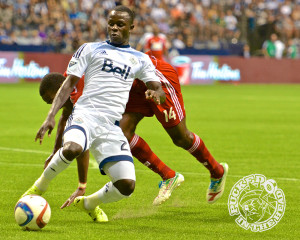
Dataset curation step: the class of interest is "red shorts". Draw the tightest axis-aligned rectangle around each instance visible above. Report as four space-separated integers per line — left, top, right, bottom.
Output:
125 69 185 129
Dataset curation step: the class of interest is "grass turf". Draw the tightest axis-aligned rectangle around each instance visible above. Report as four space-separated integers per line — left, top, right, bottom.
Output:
0 83 299 240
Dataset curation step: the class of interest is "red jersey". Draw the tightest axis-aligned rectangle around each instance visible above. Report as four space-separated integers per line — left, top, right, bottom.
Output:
145 36 167 60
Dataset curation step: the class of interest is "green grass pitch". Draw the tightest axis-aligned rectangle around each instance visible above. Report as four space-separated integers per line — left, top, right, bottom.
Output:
0 83 299 239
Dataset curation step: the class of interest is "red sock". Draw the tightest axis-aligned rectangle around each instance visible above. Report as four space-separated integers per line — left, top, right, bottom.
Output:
130 134 176 180
188 133 224 179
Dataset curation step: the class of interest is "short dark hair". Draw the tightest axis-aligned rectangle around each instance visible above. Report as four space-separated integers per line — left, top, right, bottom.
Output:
40 72 65 96
113 5 135 24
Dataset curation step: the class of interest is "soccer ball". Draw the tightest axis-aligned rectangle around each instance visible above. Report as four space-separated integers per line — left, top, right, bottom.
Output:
14 195 51 230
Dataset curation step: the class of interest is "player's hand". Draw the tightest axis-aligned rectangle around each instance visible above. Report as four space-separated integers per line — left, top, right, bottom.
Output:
60 187 86 209
35 116 55 144
44 153 54 169
145 90 161 104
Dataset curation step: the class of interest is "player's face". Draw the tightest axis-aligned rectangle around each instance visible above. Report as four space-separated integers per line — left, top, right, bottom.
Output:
107 10 133 45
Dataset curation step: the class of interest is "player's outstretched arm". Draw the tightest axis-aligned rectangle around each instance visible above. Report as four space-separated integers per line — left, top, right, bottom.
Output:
145 81 166 104
35 75 80 144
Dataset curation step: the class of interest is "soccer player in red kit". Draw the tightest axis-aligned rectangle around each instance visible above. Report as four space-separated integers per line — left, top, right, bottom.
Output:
66 52 228 205
144 25 169 61
122 53 228 205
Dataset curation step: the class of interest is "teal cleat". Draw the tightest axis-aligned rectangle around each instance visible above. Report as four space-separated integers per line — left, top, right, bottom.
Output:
206 163 229 204
153 172 184 206
74 196 108 222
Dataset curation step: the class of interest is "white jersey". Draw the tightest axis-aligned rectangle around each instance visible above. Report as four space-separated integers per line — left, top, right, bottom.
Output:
67 41 160 123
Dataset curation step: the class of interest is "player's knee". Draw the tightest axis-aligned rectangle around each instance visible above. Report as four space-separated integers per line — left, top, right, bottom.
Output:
62 142 83 161
172 137 184 148
113 179 135 196
172 131 194 149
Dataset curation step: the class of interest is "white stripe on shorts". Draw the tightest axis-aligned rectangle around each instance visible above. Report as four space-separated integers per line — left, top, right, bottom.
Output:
155 69 184 121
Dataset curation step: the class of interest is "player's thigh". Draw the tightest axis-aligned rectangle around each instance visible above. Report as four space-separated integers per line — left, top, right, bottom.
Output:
90 124 133 175
63 125 88 152
103 161 136 183
151 87 186 128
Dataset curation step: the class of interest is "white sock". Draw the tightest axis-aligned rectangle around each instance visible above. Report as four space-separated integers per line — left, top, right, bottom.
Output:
84 182 128 210
35 148 72 192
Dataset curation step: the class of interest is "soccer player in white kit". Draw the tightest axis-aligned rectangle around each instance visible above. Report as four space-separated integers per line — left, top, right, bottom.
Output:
22 5 166 222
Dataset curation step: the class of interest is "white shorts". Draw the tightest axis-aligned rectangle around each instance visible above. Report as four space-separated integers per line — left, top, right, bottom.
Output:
63 111 133 175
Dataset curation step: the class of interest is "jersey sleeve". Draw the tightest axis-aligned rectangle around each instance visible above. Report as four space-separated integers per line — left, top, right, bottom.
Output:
136 55 160 84
66 43 90 78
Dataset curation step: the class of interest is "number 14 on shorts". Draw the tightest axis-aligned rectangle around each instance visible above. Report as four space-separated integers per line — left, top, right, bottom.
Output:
163 107 176 122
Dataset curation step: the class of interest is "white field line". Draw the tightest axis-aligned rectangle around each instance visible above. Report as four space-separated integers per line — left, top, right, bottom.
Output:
0 146 50 155
0 146 299 182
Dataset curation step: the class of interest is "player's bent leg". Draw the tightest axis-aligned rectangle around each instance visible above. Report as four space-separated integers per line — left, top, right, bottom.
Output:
165 118 194 149
130 134 176 180
21 147 74 198
74 161 135 222
62 126 87 160
62 141 83 161
113 179 135 196
166 119 224 178
122 112 178 188
22 127 86 198
129 133 182 205
122 113 182 204
165 119 228 202
101 161 136 202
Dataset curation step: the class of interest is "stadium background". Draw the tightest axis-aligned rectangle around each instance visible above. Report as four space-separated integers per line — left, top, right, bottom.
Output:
1 0 300 84
0 1 299 239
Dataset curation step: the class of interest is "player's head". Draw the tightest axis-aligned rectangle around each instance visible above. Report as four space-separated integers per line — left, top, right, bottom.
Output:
40 73 65 104
107 5 135 45
152 24 160 36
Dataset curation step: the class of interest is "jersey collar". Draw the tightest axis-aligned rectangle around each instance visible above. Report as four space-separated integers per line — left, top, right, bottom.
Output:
106 40 130 48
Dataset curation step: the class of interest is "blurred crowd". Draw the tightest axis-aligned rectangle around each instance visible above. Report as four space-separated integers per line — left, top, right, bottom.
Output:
0 0 299 58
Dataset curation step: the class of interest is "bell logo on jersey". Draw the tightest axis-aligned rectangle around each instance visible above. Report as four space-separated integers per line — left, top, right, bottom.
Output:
101 58 131 80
